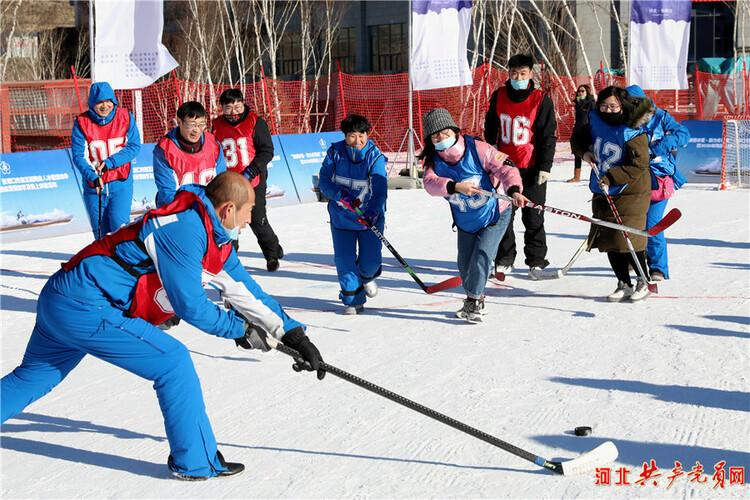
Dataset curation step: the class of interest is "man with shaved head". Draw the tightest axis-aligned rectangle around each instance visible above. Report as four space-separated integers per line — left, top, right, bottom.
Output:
0 171 324 481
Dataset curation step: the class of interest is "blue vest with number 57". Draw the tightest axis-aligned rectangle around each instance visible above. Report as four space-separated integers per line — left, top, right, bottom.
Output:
588 111 644 196
432 136 499 233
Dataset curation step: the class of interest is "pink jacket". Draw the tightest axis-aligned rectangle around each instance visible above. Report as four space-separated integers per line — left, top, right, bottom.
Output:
423 135 522 214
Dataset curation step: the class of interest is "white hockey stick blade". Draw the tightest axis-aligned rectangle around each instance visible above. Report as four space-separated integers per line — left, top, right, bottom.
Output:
555 441 619 476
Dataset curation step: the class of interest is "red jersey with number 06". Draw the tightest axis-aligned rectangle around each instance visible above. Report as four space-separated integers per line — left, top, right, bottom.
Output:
157 131 222 187
212 113 260 187
76 106 132 185
495 88 545 169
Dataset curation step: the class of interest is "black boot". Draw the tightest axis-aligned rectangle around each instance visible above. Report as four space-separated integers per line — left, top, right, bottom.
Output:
168 450 244 481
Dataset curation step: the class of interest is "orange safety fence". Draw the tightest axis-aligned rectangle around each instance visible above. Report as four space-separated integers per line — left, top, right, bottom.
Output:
2 63 747 155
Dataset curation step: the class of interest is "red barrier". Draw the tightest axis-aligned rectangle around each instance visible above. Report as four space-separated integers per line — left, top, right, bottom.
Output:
1 65 745 154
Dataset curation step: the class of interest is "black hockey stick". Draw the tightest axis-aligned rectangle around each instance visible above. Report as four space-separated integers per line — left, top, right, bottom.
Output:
267 337 618 475
350 206 462 294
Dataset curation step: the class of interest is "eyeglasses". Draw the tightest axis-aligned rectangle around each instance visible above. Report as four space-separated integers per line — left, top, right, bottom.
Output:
183 121 207 131
577 90 586 94
599 104 621 112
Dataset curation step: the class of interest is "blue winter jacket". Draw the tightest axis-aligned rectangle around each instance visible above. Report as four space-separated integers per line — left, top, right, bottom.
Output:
50 184 302 339
318 139 388 231
70 82 141 190
624 85 689 189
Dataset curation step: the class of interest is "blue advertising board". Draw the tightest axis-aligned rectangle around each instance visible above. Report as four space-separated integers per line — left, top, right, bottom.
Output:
276 131 345 203
265 136 299 208
130 143 159 218
0 150 90 243
677 120 724 184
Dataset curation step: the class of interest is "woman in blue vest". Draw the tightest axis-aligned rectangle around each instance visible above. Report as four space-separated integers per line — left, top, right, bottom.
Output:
570 86 655 302
318 115 388 315
624 85 689 282
420 108 527 323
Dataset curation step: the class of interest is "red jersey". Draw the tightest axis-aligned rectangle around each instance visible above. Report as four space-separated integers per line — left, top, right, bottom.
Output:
494 88 545 169
212 113 260 187
157 131 222 187
76 106 132 185
62 190 233 325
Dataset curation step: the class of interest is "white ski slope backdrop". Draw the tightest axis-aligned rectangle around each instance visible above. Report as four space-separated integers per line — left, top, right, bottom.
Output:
1 152 749 498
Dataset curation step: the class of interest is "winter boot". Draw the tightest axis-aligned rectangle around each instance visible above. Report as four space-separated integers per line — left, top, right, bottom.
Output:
630 277 651 302
363 280 378 298
455 298 483 323
168 451 244 481
343 304 365 315
606 281 634 302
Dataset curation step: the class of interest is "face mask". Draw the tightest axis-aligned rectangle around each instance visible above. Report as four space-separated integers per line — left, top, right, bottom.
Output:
225 114 241 124
576 95 585 102
434 135 457 151
226 210 240 240
347 145 365 162
598 110 623 126
509 78 530 90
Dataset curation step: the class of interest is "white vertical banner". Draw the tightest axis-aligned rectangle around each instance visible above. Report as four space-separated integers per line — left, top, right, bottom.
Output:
628 0 691 90
411 0 473 91
94 0 178 89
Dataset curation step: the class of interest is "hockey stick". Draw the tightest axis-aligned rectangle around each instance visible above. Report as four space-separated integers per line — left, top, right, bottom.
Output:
97 185 102 239
530 237 589 280
591 165 657 294
479 190 681 238
350 206 462 294
267 336 618 475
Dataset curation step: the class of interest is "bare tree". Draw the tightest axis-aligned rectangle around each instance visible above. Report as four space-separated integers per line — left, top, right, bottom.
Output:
1 0 23 81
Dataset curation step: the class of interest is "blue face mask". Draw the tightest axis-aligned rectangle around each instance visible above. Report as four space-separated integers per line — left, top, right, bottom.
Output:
434 135 457 151
510 78 530 90
226 211 240 240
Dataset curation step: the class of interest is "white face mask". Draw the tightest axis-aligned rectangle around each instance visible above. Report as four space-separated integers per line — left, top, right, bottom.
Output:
226 210 240 240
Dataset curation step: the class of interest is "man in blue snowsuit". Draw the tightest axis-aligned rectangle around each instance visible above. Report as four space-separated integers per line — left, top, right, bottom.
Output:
318 115 388 315
624 85 689 281
0 171 325 481
71 81 141 238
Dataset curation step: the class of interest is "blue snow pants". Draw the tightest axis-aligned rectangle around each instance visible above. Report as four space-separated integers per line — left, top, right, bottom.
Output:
0 282 226 478
457 207 511 299
331 219 384 306
646 198 670 279
82 178 133 239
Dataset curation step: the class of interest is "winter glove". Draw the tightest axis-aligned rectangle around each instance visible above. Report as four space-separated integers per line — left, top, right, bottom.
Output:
241 167 257 182
536 171 551 185
340 191 361 212
281 326 325 380
357 210 378 227
235 323 271 352
93 177 104 191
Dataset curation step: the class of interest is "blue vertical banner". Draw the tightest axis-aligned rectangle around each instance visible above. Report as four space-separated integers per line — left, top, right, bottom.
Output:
411 1 473 91
629 0 691 90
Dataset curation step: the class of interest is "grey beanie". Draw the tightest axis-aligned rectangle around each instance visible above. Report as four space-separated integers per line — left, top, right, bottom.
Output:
422 108 458 139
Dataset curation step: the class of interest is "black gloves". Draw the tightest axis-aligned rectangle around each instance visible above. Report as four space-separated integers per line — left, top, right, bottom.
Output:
235 323 271 352
93 177 104 190
281 326 325 380
241 167 257 182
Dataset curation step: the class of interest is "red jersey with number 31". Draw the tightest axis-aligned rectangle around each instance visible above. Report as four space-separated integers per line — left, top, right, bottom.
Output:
212 113 260 187
76 106 132 186
495 88 545 169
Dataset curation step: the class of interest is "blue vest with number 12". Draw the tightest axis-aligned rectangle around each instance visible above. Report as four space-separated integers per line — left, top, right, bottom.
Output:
432 136 499 233
588 111 643 196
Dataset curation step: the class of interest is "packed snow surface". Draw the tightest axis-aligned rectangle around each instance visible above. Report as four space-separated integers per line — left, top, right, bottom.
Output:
1 158 748 498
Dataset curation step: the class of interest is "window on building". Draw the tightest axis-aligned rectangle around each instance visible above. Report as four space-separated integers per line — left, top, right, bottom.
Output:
370 23 406 73
689 2 734 63
329 27 356 73
278 32 302 77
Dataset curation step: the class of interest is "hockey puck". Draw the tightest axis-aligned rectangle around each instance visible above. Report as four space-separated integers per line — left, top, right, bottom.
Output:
574 426 592 436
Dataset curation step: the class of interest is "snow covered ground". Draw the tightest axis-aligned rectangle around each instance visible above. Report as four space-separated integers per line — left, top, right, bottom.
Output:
1 156 749 498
